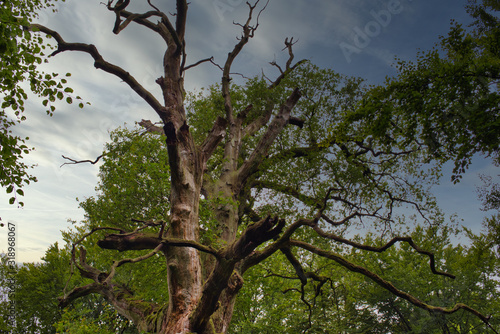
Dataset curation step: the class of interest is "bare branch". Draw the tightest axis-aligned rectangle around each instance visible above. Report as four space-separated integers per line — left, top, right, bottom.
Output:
237 88 302 185
222 0 268 122
97 232 163 251
283 37 298 70
98 231 220 257
267 37 307 90
31 24 164 114
60 154 104 167
241 217 314 273
175 0 188 41
199 116 228 165
147 0 160 12
209 58 250 79
321 212 361 227
183 57 214 71
58 282 101 308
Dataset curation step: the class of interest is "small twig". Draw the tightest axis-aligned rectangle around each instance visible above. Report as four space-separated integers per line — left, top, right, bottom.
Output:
147 0 160 12
183 56 214 71
209 58 250 79
60 154 105 167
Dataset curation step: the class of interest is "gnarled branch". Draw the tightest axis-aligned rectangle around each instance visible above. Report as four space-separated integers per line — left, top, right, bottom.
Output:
311 224 455 278
237 87 302 185
31 24 164 114
289 239 493 326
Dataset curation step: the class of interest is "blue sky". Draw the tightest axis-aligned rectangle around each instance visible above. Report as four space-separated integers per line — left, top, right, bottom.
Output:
1 0 497 262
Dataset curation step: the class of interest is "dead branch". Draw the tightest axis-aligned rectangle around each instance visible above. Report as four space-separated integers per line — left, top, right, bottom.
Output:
147 0 160 12
283 37 297 70
183 56 214 72
60 154 105 167
76 246 109 282
268 37 307 90
209 58 250 79
58 282 102 308
222 0 268 122
97 232 163 251
199 116 228 165
241 217 315 273
31 24 164 114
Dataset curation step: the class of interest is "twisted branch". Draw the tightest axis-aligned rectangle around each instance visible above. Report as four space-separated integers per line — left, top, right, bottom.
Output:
289 239 493 326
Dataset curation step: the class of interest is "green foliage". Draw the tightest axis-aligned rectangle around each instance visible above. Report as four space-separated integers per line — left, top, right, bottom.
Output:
0 0 89 205
0 239 141 333
0 244 70 333
338 1 500 182
230 225 500 333
69 128 171 305
187 62 441 233
79 128 171 231
55 301 138 334
4 2 498 332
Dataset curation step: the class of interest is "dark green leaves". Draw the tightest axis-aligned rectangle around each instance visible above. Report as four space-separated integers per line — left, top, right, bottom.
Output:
345 3 500 181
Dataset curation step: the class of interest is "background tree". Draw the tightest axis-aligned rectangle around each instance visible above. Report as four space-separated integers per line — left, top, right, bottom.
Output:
9 1 498 333
0 242 139 333
346 0 500 182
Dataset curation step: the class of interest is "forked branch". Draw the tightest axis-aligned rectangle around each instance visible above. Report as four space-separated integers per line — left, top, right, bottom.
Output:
222 0 269 121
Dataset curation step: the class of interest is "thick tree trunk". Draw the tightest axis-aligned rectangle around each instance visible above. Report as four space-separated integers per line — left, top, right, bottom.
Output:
52 3 295 333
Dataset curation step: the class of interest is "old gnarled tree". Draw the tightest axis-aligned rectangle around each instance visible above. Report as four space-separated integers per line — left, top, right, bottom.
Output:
27 1 498 333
